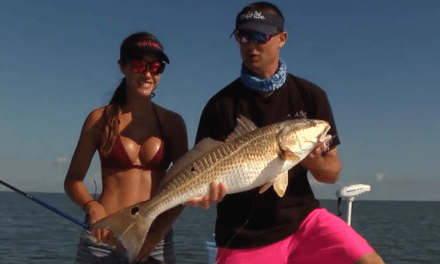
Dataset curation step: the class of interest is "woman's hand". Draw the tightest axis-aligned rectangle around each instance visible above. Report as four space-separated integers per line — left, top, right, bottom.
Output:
84 201 112 243
186 181 227 209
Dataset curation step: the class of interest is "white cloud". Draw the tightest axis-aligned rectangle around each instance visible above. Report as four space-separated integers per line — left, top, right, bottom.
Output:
57 157 70 163
376 173 384 181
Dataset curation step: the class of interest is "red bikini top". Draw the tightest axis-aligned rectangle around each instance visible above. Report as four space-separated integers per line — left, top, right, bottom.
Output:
100 105 170 171
100 134 168 170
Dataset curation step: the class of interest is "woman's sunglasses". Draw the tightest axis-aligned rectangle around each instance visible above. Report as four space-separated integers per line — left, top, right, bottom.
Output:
235 31 277 44
131 60 166 75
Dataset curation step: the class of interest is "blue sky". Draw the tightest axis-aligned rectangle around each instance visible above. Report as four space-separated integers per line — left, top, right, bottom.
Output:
0 0 439 200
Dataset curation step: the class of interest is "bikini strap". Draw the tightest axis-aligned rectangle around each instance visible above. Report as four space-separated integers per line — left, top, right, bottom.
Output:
152 104 169 161
152 104 166 141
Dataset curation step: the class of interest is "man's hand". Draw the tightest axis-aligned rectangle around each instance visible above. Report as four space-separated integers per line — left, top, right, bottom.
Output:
186 181 227 209
301 146 341 184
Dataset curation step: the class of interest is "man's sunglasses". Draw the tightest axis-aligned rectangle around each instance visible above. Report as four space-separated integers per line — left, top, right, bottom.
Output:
131 60 166 75
234 31 277 44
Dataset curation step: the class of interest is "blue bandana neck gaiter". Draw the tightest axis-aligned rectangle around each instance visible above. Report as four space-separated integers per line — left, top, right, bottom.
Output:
240 60 287 93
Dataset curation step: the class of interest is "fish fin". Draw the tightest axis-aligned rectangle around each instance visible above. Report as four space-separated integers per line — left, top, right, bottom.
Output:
195 137 223 151
225 115 258 142
161 138 222 188
279 149 300 162
273 172 288 197
93 202 153 263
259 182 273 194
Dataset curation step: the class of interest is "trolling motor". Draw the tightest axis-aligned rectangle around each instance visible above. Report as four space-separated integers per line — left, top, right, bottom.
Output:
336 184 371 226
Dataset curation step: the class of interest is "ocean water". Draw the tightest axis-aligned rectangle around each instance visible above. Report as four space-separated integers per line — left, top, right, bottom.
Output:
0 191 439 263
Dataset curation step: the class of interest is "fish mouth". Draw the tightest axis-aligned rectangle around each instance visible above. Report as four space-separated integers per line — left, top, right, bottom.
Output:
322 123 331 138
312 120 331 142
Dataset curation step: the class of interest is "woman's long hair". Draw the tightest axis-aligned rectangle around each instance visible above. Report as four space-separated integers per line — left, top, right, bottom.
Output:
99 78 127 156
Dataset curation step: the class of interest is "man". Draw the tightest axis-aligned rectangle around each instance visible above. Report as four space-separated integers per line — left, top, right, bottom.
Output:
195 2 385 264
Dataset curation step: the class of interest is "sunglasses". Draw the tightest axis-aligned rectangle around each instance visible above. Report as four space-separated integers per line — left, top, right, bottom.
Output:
131 60 166 74
235 31 277 44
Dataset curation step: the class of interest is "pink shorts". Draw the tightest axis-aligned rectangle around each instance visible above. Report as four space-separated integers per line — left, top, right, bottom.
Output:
215 208 375 264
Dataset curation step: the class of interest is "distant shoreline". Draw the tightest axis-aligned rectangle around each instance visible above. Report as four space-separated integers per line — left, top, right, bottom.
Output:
1 191 438 202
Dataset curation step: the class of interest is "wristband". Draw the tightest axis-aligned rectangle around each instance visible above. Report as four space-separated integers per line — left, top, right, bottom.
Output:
83 199 96 210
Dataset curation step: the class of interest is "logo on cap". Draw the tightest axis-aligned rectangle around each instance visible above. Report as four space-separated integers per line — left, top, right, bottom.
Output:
137 40 161 50
240 11 266 20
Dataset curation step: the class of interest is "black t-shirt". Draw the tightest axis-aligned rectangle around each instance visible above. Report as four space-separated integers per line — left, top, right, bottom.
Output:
195 74 340 249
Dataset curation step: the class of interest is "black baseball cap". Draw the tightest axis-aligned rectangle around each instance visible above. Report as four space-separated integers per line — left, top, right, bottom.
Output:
119 32 170 64
231 9 284 36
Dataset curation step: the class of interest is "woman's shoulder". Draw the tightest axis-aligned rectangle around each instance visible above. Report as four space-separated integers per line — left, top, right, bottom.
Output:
82 106 107 131
153 103 185 125
153 103 187 146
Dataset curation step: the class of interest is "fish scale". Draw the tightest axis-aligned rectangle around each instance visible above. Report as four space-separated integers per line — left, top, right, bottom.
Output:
160 126 278 197
93 116 331 262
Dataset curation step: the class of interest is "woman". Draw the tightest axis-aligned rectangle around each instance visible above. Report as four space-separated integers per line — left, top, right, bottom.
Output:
64 32 188 264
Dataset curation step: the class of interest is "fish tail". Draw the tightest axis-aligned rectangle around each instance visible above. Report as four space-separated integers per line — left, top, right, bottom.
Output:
92 204 154 263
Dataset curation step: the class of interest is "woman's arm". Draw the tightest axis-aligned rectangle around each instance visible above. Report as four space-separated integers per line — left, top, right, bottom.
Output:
64 108 108 240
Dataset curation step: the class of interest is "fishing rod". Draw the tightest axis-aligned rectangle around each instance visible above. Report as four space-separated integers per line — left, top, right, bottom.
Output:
0 179 89 229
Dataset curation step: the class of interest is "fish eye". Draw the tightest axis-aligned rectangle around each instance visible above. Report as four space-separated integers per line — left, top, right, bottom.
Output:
131 207 140 215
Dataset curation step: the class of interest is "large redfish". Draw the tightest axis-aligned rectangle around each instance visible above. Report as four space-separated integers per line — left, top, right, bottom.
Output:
93 116 331 262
